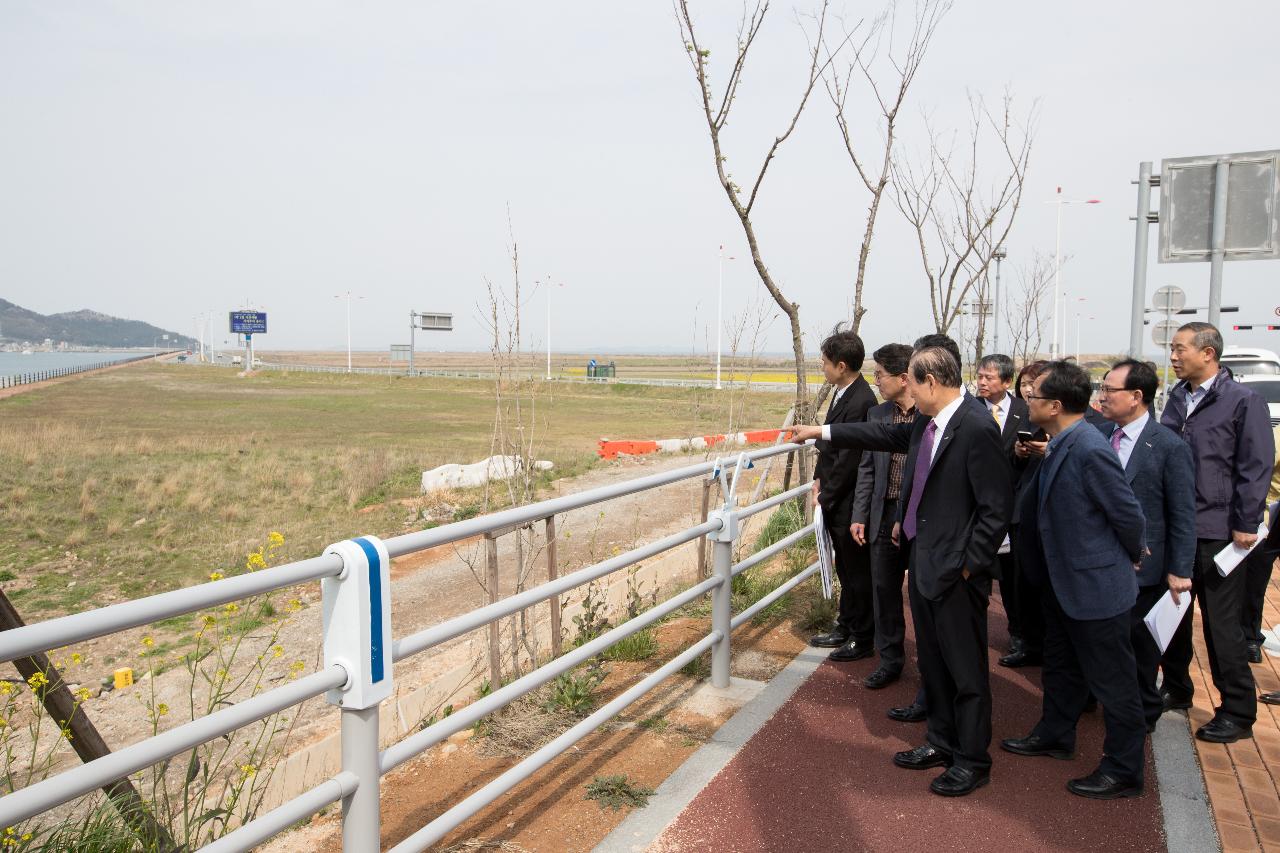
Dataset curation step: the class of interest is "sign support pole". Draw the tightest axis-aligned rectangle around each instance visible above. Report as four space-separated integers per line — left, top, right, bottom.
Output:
1208 159 1230 328
1129 162 1153 356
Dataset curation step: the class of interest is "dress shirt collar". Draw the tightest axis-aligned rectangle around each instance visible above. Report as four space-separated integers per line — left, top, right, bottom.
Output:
1120 410 1150 443
931 393 965 437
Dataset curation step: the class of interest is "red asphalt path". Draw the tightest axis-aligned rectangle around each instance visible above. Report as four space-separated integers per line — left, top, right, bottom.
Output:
656 596 1166 852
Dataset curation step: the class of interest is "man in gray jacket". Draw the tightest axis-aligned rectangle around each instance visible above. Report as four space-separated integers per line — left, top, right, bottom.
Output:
1160 323 1275 743
1097 359 1196 732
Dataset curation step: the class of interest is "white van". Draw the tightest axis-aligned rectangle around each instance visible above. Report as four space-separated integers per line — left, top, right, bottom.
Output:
1222 346 1280 378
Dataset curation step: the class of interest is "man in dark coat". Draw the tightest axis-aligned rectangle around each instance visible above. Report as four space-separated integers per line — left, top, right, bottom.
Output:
809 331 878 661
1096 359 1196 732
1160 323 1275 743
1002 361 1149 799
791 346 1011 797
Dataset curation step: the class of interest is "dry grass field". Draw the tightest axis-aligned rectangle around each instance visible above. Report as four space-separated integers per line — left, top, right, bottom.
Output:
0 361 793 618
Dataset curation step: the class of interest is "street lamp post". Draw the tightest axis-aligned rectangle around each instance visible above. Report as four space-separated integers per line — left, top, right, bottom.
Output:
716 245 735 390
334 291 364 373
1047 189 1101 359
545 280 564 381
992 246 1007 353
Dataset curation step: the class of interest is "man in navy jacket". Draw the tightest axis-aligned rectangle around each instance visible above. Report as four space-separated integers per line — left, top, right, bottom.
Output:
1002 361 1148 799
1097 359 1196 731
1160 323 1275 743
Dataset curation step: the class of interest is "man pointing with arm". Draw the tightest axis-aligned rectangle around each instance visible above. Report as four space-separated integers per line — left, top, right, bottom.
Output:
791 346 1012 797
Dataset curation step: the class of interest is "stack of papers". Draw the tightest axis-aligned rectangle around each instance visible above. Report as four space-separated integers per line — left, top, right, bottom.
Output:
1214 523 1269 577
1144 590 1193 653
814 505 834 600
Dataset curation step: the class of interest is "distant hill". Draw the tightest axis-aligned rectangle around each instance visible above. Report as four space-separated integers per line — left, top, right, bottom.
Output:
0 298 196 349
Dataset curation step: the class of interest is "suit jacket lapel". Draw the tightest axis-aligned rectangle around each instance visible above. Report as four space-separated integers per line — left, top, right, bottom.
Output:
928 403 966 472
1124 418 1158 483
1038 424 1082 511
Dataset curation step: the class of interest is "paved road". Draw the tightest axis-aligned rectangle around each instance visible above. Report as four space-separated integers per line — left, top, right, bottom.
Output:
655 598 1166 852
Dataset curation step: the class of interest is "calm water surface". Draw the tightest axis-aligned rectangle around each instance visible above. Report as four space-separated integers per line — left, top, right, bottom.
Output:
0 351 147 380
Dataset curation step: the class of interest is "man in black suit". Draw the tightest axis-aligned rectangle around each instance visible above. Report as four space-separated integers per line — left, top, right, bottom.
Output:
809 331 879 661
1002 361 1148 799
791 346 1012 797
975 354 1032 663
1097 359 1196 731
851 343 917 689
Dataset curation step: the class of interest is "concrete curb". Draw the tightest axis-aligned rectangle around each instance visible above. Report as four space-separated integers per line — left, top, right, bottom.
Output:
1152 710 1220 853
593 645 828 853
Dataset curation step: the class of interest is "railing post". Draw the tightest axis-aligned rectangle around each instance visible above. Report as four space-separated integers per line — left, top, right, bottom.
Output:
485 534 501 690
545 516 562 659
707 500 738 690
322 536 394 853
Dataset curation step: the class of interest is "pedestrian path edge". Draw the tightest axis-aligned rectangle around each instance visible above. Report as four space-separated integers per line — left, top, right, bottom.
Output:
593 646 829 853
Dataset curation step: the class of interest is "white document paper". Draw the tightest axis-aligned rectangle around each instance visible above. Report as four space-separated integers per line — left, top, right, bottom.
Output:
1214 523 1268 577
1144 589 1193 653
813 505 834 600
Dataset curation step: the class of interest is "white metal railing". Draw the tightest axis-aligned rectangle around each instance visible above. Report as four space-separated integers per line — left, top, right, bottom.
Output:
0 442 818 851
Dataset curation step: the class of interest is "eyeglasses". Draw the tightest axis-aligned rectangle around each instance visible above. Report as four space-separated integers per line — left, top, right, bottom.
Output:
1022 393 1058 402
1098 385 1132 394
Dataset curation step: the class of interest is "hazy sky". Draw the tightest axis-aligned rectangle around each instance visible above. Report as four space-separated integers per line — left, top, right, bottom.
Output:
1 2 1275 358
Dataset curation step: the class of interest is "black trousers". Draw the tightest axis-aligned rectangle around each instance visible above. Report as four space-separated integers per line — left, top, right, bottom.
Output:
1131 583 1169 730
996 550 1020 642
1243 546 1275 647
1162 538 1257 725
1035 580 1146 784
907 551 992 773
829 512 874 644
869 498 906 673
1009 525 1045 653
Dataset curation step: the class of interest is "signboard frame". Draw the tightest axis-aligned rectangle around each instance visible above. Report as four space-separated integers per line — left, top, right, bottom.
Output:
1158 149 1280 264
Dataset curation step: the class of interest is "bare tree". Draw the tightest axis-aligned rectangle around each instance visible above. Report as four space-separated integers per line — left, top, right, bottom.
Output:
675 0 848 425
1004 250 1058 366
892 91 1036 339
821 0 951 334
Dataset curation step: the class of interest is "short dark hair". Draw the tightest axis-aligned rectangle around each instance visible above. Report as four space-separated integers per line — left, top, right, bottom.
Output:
913 333 961 373
872 343 913 376
821 331 865 373
1037 360 1092 414
1178 322 1223 362
910 346 962 388
978 354 1015 383
1107 359 1158 407
1013 360 1050 399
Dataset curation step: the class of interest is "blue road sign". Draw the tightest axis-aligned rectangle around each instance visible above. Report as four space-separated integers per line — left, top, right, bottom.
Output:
230 311 267 335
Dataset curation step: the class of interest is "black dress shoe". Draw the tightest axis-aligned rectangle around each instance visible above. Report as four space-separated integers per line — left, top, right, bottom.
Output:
810 629 850 649
1006 635 1025 656
1067 770 1142 800
1248 643 1263 664
887 702 927 723
1000 734 1074 760
1161 691 1193 712
997 649 1042 668
863 667 901 690
1261 691 1280 706
1196 717 1253 743
893 744 952 770
930 765 989 797
829 639 875 662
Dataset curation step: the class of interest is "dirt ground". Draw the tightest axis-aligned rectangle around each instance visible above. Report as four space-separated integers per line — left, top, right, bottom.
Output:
44 449 792 793
261 606 811 853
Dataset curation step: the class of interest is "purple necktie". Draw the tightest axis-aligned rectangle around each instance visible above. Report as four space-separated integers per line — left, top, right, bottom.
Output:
902 420 938 541
1110 427 1124 454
